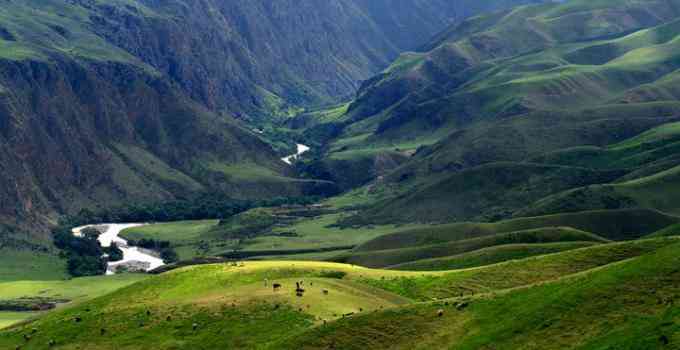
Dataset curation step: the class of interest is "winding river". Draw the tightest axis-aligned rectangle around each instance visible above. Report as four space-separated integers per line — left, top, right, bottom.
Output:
282 143 310 164
72 224 165 275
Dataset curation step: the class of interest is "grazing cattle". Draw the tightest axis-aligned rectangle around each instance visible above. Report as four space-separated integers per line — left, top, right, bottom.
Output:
166 315 172 321
48 339 56 347
296 282 305 297
146 310 151 316
74 316 82 323
23 335 30 341
100 328 106 335
323 289 329 295
192 323 199 331
437 309 444 317
273 283 282 291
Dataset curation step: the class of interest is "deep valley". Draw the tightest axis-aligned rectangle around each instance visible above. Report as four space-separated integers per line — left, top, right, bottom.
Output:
1 0 680 349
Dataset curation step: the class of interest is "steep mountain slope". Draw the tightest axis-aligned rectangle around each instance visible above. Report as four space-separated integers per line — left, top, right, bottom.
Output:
0 0 549 246
54 0 546 120
315 0 680 224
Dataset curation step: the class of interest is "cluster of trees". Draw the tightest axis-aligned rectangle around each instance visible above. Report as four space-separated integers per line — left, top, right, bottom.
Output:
104 243 124 262
53 226 106 277
64 193 321 228
53 194 322 277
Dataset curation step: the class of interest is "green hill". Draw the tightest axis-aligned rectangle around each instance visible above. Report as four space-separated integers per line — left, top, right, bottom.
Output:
343 162 625 223
519 165 680 217
646 223 680 238
277 239 680 350
1 238 676 349
334 227 608 268
352 209 677 253
300 0 680 225
388 241 601 271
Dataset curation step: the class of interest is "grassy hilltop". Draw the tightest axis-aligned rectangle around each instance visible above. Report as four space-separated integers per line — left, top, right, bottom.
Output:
0 237 678 349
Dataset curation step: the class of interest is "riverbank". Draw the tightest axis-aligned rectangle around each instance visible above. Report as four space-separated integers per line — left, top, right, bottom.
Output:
72 224 165 275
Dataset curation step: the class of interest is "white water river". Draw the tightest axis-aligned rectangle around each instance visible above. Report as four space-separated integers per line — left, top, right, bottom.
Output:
282 143 310 165
67 144 310 275
72 223 165 275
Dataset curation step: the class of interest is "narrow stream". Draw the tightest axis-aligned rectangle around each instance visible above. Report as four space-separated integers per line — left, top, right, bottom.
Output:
72 224 165 275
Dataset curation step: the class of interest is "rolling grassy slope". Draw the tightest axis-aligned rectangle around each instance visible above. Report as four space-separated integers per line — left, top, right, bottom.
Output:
352 208 678 253
306 0 680 226
1 238 676 349
647 223 680 238
0 262 425 349
520 164 680 216
334 227 608 268
507 121 680 216
278 240 680 350
389 241 601 271
535 121 680 167
345 162 625 223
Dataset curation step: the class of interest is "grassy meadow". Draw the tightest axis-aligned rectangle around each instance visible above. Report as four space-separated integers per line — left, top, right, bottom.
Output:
120 211 429 261
0 274 148 330
0 238 678 349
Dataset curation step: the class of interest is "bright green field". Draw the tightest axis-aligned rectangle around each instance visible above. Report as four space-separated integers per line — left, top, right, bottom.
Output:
249 214 426 251
122 220 219 244
121 213 428 260
0 312 38 330
0 274 148 330
0 249 68 283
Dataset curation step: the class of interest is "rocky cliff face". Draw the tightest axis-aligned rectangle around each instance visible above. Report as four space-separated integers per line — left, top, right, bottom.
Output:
67 0 545 119
0 58 288 237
